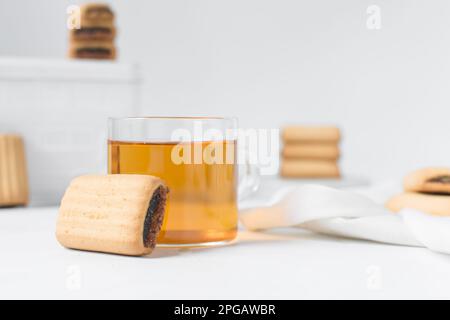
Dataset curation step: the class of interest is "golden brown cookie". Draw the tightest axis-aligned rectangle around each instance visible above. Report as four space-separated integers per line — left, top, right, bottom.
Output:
404 167 450 194
282 143 340 160
0 135 28 207
80 3 114 25
280 160 340 178
70 26 116 41
282 126 341 143
56 174 169 256
79 19 114 29
68 41 116 60
386 192 450 216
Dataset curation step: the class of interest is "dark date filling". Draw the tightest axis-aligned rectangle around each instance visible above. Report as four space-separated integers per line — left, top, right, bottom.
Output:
76 48 111 55
143 186 168 248
74 27 111 35
428 176 450 184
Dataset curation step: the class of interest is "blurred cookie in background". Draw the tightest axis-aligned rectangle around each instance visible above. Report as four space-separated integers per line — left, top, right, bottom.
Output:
403 167 450 194
386 192 450 216
282 126 340 143
0 134 29 207
69 41 116 59
80 3 114 25
70 26 116 41
282 143 340 161
281 159 340 178
387 167 450 216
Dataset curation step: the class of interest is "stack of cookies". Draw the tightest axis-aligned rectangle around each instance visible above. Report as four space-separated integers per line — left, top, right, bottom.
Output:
69 3 116 60
280 126 341 179
387 168 450 216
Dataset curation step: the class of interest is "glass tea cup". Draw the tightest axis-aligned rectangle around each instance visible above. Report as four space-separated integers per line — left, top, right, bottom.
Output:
108 117 259 247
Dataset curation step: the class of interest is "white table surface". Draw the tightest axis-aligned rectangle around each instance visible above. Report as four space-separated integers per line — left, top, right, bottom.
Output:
2 202 450 300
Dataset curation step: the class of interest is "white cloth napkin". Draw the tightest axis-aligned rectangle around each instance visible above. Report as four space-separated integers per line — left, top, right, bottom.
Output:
239 184 450 255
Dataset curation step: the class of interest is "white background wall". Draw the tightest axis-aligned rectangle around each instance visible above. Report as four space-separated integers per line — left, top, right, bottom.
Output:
1 0 450 181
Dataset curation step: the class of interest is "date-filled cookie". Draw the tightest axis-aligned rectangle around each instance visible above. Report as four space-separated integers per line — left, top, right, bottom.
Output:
56 174 169 256
80 3 114 26
282 126 341 143
68 41 116 59
282 143 340 160
70 26 116 41
386 192 450 216
280 160 340 178
404 167 450 194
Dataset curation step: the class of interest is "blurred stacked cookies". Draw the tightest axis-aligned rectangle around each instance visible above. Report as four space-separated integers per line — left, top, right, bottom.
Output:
280 126 341 178
69 3 116 60
0 135 29 207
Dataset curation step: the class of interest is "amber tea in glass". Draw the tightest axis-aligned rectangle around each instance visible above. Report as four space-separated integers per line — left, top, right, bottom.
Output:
108 117 239 246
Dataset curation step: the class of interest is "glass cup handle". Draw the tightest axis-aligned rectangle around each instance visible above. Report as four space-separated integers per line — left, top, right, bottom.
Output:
238 148 261 201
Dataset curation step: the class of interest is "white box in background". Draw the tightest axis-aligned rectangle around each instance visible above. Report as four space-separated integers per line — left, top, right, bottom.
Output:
0 58 141 206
